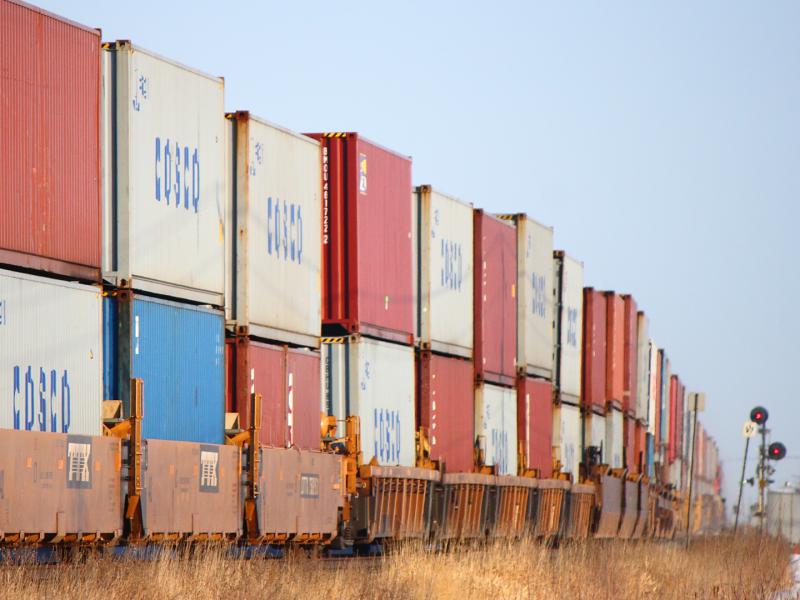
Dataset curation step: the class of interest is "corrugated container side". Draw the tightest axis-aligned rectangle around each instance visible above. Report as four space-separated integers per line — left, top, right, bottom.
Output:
585 411 606 460
474 383 517 476
624 415 636 472
309 133 413 343
415 187 473 358
473 211 517 385
553 402 581 479
646 433 655 478
104 42 226 306
622 295 638 416
635 312 650 421
605 407 624 469
581 288 606 412
553 253 583 404
229 113 321 347
517 377 553 477
660 353 670 453
322 337 415 466
668 375 678 464
0 1 101 281
0 269 102 435
107 293 224 443
675 380 685 461
604 292 625 410
651 346 662 447
647 340 659 436
417 352 474 473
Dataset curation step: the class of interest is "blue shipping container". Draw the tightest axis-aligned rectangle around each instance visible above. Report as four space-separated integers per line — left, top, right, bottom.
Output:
103 296 118 402
646 433 655 478
104 293 224 443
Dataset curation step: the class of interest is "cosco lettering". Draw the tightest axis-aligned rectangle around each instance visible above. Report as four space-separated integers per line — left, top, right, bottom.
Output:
155 136 200 212
12 366 72 433
266 198 303 265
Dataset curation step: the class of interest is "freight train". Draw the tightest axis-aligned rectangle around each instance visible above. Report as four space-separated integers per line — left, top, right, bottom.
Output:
0 0 725 553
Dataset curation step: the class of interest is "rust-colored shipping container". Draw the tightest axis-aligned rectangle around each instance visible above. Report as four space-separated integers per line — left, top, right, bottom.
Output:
517 377 553 478
581 288 606 412
307 133 413 344
141 439 240 539
605 292 625 411
226 337 321 451
0 429 121 543
675 379 685 461
624 415 637 473
0 0 101 281
473 210 517 386
634 421 647 474
417 351 474 473
622 295 638 416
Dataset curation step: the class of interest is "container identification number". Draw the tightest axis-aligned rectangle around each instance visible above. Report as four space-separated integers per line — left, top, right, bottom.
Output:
154 137 200 212
266 197 303 265
374 408 401 464
11 366 71 433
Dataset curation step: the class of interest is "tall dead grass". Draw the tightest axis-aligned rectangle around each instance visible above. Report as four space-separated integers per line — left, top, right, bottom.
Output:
0 533 791 599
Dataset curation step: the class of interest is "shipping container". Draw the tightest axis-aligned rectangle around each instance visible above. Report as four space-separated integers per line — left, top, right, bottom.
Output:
553 252 583 404
227 112 321 347
1 0 102 282
585 411 606 463
646 433 655 478
553 402 581 479
102 41 226 306
417 351 474 473
634 421 647 474
517 377 553 477
605 407 624 469
474 383 517 476
0 269 102 435
624 415 636 473
415 186 474 358
307 133 413 343
581 288 606 412
322 336 415 466
635 312 650 422
473 210 517 386
660 352 670 452
649 342 660 439
605 292 624 411
668 375 678 464
622 295 638 416
104 292 224 443
497 214 554 379
226 337 321 451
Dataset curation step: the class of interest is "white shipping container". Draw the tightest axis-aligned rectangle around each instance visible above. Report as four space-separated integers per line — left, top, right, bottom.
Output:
605 407 624 469
0 270 102 435
635 313 650 422
415 186 473 358
474 383 517 476
322 336 415 467
502 214 554 378
647 340 659 436
103 42 226 306
229 113 321 347
585 412 606 458
554 253 583 403
553 402 581 479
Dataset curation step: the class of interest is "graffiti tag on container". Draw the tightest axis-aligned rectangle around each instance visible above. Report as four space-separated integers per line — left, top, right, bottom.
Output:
155 137 200 212
374 408 401 464
267 197 303 265
11 367 71 433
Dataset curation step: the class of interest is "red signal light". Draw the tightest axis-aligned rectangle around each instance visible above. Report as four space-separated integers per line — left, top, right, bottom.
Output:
768 442 786 460
750 406 769 425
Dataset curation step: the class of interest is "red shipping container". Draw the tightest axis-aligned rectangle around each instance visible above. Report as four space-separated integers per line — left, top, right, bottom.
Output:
581 288 606 412
517 377 553 478
307 133 412 344
634 421 647 474
668 375 678 464
473 210 517 386
623 415 636 473
622 295 638 416
0 1 101 281
605 292 625 410
417 351 474 473
226 337 321 450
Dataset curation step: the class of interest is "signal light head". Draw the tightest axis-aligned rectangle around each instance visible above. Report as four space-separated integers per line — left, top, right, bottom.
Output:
768 442 786 460
750 406 769 425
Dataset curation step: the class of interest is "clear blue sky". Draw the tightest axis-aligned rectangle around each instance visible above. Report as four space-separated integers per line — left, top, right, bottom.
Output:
37 0 799 516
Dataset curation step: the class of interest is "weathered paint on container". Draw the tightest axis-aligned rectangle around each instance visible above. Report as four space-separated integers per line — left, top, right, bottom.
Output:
415 186 473 358
0 429 121 542
417 351 474 473
307 133 413 343
228 113 321 347
605 407 624 469
226 338 321 451
322 336 415 466
257 447 343 542
635 312 650 422
474 383 517 475
553 252 583 404
473 210 517 386
0 0 101 282
624 415 637 472
581 288 606 412
141 439 240 538
622 295 638 416
648 341 660 438
517 377 553 478
497 214 554 379
105 293 224 443
0 269 102 435
585 412 606 460
553 402 581 479
103 41 226 306
605 292 625 411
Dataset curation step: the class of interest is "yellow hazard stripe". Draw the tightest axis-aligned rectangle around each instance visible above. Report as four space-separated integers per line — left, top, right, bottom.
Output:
320 336 347 344
322 132 348 138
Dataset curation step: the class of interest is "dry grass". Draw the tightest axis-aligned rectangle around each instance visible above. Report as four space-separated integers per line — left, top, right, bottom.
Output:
0 533 792 599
